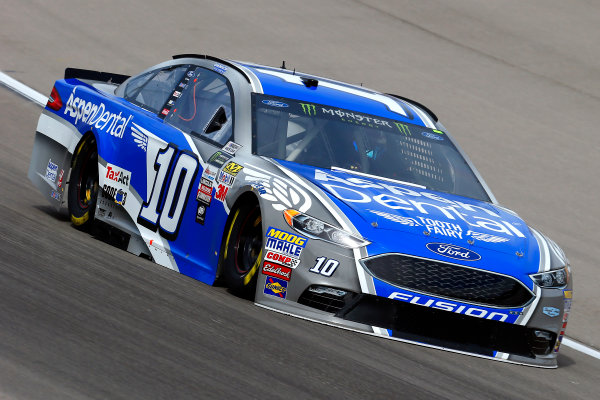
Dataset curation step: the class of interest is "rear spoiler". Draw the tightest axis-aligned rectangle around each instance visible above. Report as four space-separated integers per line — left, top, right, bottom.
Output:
64 68 130 84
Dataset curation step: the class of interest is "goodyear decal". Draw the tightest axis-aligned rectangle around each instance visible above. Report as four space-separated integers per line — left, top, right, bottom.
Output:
264 276 288 298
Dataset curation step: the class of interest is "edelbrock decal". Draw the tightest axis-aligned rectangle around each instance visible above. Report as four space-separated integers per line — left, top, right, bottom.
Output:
426 243 481 261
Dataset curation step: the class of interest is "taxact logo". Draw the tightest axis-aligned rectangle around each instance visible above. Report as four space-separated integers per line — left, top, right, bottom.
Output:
105 163 131 188
64 88 132 138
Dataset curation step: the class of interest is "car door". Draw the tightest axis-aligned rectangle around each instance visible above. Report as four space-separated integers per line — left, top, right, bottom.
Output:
112 64 236 283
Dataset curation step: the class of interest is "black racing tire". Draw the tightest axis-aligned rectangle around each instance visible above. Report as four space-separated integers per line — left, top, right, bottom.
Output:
68 135 99 230
220 202 263 298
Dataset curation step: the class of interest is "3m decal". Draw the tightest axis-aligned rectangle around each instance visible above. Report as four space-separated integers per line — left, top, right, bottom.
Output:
222 162 243 175
264 276 288 298
221 141 242 155
309 257 339 277
264 250 300 269
426 243 481 261
214 184 229 202
138 144 199 241
262 261 292 281
64 87 132 138
45 159 58 182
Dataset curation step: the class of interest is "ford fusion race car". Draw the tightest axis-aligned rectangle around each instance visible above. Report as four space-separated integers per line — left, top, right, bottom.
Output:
28 54 572 367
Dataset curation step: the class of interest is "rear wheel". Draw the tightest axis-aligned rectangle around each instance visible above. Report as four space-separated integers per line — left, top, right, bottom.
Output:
68 136 99 229
221 202 263 298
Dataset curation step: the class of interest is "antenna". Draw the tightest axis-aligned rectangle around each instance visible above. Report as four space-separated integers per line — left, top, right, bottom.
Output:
293 68 296 75
281 61 286 69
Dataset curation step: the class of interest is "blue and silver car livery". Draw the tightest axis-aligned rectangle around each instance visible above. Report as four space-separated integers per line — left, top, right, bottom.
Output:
28 55 572 368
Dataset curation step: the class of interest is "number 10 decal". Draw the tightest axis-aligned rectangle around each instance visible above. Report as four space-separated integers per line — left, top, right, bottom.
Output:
138 144 199 240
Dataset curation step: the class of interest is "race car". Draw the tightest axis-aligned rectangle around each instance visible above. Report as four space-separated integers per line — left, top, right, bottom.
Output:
28 54 572 367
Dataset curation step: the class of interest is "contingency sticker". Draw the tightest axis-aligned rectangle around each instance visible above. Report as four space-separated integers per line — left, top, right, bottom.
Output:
264 276 288 299
221 141 242 155
262 261 292 281
264 227 308 258
45 159 58 182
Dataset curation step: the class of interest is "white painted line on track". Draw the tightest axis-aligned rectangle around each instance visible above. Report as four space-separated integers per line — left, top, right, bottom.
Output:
562 338 600 360
1 69 599 363
0 71 47 106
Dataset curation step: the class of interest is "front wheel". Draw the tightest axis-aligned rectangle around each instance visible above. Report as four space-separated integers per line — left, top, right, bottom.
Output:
221 202 263 298
68 136 99 229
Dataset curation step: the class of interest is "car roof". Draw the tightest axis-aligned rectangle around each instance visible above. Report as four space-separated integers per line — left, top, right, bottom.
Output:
235 61 435 128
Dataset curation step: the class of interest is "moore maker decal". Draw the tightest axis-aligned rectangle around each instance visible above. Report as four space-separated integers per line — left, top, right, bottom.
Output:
426 243 481 261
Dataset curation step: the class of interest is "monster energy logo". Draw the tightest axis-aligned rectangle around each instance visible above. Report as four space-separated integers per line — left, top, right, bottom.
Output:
300 103 316 116
394 122 411 136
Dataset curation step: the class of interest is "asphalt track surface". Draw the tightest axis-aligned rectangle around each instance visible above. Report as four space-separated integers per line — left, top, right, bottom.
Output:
1 0 599 398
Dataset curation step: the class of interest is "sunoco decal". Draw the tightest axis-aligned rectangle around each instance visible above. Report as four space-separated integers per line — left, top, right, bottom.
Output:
264 276 288 299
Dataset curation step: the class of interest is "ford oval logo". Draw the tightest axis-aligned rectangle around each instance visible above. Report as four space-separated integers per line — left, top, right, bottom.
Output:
262 99 289 108
426 243 481 261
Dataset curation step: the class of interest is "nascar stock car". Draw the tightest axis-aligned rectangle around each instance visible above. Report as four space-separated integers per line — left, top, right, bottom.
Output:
28 54 572 367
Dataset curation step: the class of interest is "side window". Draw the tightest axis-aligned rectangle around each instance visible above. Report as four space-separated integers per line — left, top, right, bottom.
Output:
124 66 188 113
166 67 233 146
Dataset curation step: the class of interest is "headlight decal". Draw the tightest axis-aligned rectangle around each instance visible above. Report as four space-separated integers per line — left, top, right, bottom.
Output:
283 209 370 249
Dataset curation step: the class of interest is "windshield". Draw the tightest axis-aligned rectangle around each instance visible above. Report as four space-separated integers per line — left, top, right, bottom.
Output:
252 94 490 201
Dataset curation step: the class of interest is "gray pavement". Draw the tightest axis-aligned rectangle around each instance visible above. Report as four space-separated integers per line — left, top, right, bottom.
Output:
1 0 599 398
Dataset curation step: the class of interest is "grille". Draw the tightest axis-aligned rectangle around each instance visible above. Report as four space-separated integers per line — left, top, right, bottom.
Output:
362 254 533 308
298 286 356 313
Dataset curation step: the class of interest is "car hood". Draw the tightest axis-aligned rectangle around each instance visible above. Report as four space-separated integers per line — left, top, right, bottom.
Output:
274 159 541 282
